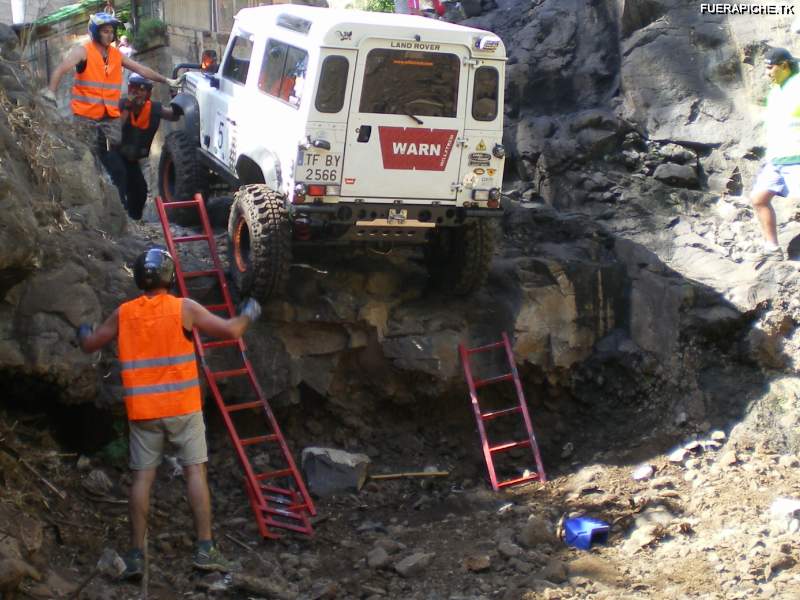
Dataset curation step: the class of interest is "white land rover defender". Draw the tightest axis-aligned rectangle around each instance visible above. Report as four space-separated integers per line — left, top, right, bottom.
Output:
160 5 506 302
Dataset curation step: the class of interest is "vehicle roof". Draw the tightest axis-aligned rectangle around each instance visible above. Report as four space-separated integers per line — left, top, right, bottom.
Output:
234 5 506 57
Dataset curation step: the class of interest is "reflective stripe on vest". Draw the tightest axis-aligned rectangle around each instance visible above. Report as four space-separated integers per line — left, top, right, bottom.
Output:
71 42 122 120
118 294 201 420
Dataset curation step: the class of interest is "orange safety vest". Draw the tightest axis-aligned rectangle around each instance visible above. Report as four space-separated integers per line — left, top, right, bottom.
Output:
71 41 122 120
118 294 201 421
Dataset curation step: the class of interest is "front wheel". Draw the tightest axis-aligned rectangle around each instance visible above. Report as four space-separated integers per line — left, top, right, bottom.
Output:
424 220 494 295
227 184 291 303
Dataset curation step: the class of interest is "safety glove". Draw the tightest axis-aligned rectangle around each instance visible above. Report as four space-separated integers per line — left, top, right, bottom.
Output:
240 298 262 322
76 323 93 346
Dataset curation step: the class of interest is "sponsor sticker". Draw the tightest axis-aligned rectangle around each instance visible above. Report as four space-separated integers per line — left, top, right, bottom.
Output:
487 168 496 176
378 127 457 171
468 152 492 166
473 168 485 175
345 178 356 184
476 140 487 151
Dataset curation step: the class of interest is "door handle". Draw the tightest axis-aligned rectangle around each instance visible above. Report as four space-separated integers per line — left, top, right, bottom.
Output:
357 125 372 143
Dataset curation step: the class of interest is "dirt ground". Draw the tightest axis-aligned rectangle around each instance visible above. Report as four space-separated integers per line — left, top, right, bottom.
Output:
2 380 800 600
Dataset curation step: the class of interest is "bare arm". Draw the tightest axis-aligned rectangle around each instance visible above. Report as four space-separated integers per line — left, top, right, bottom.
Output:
182 299 251 339
80 308 119 353
122 56 169 84
161 105 180 121
48 45 87 93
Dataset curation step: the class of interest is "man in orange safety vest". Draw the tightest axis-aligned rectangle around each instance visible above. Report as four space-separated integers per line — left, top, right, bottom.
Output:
43 13 179 212
77 248 262 579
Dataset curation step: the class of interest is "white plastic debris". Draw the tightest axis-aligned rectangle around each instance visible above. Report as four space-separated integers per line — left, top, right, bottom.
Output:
632 464 655 481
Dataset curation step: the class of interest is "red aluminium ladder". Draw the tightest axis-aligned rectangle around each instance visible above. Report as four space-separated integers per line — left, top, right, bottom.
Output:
459 332 546 490
155 194 316 538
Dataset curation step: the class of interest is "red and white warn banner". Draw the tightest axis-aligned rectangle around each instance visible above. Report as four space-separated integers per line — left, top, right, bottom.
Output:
378 126 457 171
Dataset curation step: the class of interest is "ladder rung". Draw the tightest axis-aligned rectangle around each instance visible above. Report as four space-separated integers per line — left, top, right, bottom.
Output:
202 339 240 349
480 406 521 421
225 400 263 413
173 234 209 243
260 485 294 498
263 519 312 535
489 439 531 454
162 199 201 208
204 304 230 313
241 434 279 446
497 473 540 488
256 468 293 480
474 373 514 389
210 368 249 380
467 341 505 355
265 506 305 521
183 269 218 279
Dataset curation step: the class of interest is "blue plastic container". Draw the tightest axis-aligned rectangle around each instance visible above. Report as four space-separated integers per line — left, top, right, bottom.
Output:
564 516 609 550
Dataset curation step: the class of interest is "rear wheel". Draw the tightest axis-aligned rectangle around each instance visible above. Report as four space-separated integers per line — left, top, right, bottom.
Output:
227 184 291 302
424 219 494 295
158 130 207 225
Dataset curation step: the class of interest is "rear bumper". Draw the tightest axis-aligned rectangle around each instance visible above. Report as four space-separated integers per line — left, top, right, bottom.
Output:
289 201 502 223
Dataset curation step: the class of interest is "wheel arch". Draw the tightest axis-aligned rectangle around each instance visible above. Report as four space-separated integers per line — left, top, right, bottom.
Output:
169 93 201 143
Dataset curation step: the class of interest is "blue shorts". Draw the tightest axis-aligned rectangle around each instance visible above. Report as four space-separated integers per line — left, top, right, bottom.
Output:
752 161 800 197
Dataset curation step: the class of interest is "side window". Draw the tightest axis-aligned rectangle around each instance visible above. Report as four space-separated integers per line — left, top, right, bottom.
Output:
472 66 498 121
258 40 308 107
315 55 349 113
221 35 254 85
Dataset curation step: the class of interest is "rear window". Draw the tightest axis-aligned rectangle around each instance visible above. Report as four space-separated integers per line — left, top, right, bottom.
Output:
258 40 308 107
472 66 498 121
315 55 349 113
221 35 253 85
358 49 459 118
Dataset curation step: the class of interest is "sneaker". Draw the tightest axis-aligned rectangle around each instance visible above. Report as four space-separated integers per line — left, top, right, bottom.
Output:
121 548 144 581
192 543 233 572
751 246 785 269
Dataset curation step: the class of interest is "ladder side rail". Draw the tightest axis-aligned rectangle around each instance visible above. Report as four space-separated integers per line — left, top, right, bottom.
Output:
501 331 547 482
459 343 499 491
156 196 192 299
193 193 237 316
242 357 317 516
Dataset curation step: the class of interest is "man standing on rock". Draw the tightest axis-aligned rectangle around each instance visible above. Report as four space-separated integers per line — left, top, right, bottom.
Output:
115 74 178 220
42 13 179 210
750 47 800 264
77 248 262 579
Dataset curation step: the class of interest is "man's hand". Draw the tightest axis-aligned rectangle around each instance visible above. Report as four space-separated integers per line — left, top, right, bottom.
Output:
76 324 93 346
41 88 57 106
239 298 261 322
165 77 182 88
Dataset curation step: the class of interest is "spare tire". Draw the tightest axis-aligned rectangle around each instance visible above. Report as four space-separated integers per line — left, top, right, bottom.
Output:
424 219 494 295
158 130 207 225
227 184 291 302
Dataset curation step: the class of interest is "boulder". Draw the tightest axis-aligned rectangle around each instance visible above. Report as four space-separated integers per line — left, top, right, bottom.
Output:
301 447 371 497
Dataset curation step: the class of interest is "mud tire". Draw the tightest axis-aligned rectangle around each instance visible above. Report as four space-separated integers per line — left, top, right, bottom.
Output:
227 184 291 302
158 130 207 225
424 219 494 295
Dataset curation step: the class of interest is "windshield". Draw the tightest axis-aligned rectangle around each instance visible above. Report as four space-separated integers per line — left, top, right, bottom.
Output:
358 49 460 118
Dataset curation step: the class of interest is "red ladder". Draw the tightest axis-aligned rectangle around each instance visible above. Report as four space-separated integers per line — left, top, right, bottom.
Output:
459 332 546 490
155 194 316 538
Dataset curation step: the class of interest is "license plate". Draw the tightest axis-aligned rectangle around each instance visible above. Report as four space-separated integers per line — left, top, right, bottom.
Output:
388 209 407 224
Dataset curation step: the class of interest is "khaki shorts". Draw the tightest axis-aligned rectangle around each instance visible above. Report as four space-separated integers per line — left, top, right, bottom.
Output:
129 412 208 471
72 114 122 147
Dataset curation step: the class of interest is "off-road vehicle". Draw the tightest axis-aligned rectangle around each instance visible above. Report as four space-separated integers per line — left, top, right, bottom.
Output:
161 5 506 302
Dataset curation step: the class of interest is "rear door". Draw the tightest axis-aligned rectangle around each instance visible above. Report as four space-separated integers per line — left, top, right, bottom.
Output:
340 39 468 200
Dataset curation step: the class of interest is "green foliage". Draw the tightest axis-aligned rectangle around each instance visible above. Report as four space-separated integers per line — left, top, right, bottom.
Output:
365 0 396 13
99 419 128 468
133 18 167 50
